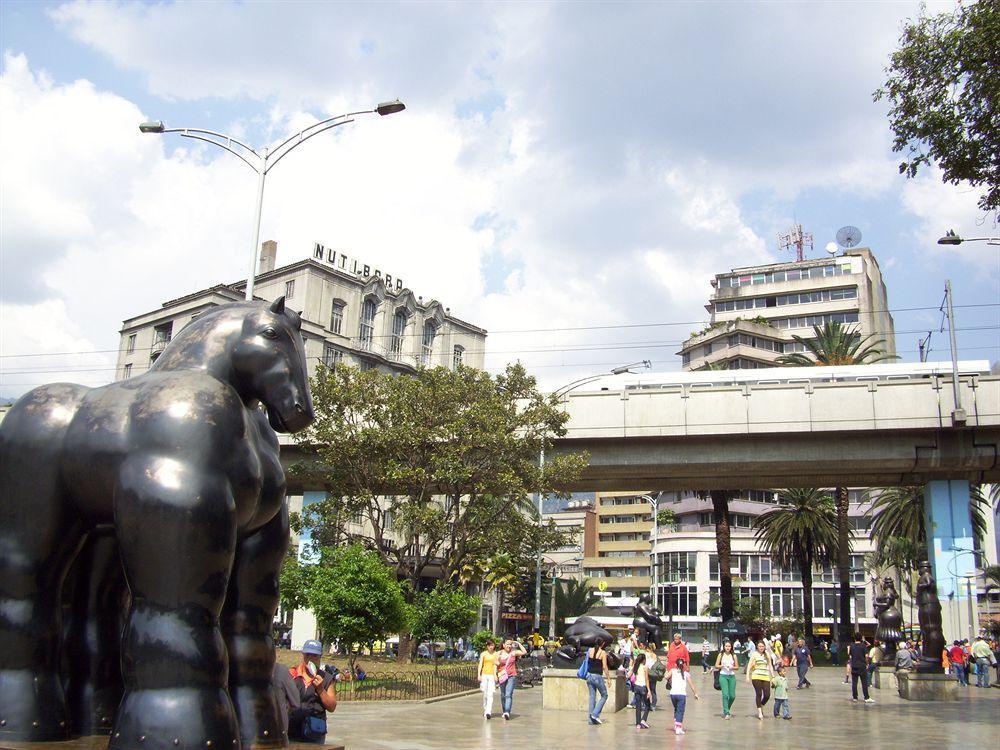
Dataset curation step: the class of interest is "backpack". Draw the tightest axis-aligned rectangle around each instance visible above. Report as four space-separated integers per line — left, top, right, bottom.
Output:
648 658 666 681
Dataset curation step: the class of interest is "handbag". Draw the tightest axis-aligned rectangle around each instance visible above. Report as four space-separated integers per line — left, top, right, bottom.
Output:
577 652 590 679
713 669 721 691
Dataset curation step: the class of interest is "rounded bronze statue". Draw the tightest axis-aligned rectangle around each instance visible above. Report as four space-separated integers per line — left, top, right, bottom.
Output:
632 593 663 651
915 561 945 674
873 577 902 660
0 298 313 749
554 616 621 670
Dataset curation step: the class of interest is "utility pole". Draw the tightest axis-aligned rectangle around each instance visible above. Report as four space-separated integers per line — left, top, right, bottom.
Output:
943 281 966 425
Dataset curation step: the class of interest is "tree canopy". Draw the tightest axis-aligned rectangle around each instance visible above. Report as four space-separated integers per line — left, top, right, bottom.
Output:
875 0 999 212
305 544 408 670
409 584 480 661
293 363 584 588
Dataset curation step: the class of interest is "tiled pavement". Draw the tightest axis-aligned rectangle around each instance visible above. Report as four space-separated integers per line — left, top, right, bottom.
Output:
326 667 998 750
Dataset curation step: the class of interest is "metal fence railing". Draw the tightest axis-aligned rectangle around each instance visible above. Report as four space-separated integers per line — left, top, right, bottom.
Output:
334 657 548 701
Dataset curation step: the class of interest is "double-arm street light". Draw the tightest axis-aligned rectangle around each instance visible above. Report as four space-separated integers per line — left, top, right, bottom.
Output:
139 99 406 300
532 360 652 631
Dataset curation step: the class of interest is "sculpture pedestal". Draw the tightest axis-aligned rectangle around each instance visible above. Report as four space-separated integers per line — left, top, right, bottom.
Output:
897 671 960 701
541 668 628 713
881 670 901 694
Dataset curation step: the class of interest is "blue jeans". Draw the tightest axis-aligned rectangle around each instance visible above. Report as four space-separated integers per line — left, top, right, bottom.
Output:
976 658 992 687
670 694 687 724
773 697 790 718
953 664 967 685
586 673 608 718
500 675 516 713
796 662 810 687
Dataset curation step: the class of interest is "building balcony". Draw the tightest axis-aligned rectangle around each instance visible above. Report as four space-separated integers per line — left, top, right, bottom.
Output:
350 337 419 368
150 337 170 356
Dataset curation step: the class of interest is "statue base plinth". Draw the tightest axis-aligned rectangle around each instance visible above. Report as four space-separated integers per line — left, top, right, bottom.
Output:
897 671 960 701
541 668 628 713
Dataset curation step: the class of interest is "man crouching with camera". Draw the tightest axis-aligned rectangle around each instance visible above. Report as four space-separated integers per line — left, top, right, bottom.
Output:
283 639 339 744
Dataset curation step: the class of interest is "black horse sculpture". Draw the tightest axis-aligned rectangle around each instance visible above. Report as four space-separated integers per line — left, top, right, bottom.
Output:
554 616 621 670
0 298 313 750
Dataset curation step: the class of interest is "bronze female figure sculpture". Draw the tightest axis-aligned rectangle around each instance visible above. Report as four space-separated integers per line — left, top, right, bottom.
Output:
915 561 945 674
632 593 663 650
0 298 313 750
873 577 903 660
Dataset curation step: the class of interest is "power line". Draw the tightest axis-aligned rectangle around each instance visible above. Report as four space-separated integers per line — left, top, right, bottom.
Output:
2 301 998 360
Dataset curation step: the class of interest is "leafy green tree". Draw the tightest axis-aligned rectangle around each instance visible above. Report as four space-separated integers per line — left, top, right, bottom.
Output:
307 544 408 673
984 565 1000 588
293 362 585 660
279 555 311 613
470 630 497 652
409 585 479 672
875 0 1000 212
734 591 771 633
484 553 521 634
753 489 838 643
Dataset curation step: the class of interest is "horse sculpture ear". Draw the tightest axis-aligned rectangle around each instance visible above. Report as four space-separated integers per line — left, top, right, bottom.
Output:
269 296 286 315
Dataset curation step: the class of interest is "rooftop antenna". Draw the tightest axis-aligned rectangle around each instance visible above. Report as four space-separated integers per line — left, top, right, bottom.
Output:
835 225 862 251
777 223 813 262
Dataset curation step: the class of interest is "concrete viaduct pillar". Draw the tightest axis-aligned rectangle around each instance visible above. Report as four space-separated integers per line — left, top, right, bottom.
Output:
923 480 979 645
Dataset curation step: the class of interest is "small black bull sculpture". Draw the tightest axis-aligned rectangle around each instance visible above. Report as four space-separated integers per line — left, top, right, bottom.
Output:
0 298 314 750
554 616 622 670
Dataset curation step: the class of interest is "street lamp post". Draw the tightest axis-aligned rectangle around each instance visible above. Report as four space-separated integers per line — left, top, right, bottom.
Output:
532 361 651 631
937 230 1000 246
139 99 405 300
642 493 660 605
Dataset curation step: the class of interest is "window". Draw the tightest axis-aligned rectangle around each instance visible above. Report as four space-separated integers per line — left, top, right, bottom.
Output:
284 280 295 299
657 552 697 581
323 344 343 369
123 363 132 378
153 323 172 345
359 361 375 372
390 310 408 354
126 334 136 353
330 301 346 334
657 585 698 616
359 298 377 346
421 321 437 365
453 345 464 370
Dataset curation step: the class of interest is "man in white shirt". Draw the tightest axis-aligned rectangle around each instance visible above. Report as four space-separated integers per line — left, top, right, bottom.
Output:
700 638 713 673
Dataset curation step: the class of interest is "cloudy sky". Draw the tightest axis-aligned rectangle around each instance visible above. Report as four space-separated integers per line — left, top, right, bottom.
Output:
1 0 997 397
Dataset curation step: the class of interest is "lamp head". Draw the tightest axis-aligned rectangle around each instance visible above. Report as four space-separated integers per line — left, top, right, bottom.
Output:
139 120 165 134
375 99 406 116
938 229 962 245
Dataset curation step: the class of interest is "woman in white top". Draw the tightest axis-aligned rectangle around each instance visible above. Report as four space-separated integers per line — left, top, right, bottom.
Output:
630 652 651 729
668 657 699 735
713 640 738 719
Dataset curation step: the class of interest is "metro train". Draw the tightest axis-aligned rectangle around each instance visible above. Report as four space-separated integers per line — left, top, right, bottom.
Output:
575 360 994 393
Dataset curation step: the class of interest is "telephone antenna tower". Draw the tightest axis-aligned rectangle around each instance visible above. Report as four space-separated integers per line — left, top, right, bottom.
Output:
777 223 813 262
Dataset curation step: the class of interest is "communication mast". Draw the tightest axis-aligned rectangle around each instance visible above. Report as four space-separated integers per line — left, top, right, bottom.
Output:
777 223 813 262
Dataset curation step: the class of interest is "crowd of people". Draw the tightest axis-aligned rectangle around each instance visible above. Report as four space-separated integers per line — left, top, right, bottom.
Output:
275 628 999 742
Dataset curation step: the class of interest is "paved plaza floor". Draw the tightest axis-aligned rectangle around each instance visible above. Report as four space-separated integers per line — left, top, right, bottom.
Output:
326 667 998 750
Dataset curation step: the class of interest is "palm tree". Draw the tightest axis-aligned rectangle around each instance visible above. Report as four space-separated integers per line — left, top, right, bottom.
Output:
869 486 989 547
753 489 838 644
484 553 520 634
775 321 897 367
710 490 736 622
776 320 895 652
555 578 601 620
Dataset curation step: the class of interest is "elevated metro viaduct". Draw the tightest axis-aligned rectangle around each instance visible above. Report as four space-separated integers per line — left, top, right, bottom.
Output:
547 372 1000 634
281 372 999 637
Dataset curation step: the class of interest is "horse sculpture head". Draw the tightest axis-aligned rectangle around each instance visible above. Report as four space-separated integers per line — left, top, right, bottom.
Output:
233 296 314 433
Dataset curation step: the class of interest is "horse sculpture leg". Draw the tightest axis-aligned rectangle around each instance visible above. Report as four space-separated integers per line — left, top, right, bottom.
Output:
110 454 240 750
0 387 89 742
63 530 128 737
223 506 289 749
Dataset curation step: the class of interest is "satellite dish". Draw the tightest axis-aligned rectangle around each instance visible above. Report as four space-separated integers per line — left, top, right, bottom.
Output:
836 226 862 249
825 241 839 257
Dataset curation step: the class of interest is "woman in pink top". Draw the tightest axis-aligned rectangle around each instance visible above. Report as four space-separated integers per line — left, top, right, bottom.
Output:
497 639 527 719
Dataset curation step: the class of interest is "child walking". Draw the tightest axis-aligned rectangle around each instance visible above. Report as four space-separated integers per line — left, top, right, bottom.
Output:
668 657 699 735
771 665 791 720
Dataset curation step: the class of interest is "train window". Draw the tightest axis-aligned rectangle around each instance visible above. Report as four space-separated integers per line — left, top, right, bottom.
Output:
855 376 879 382
886 375 911 381
755 379 780 385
